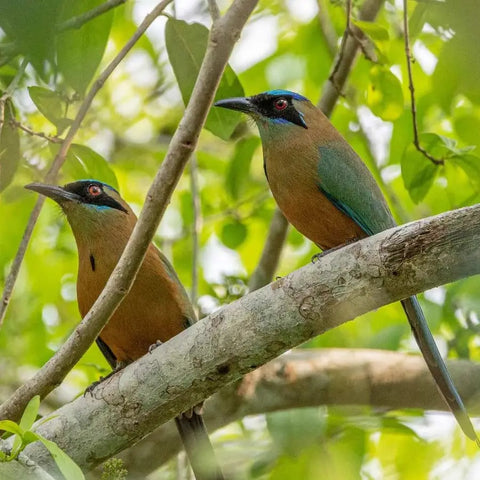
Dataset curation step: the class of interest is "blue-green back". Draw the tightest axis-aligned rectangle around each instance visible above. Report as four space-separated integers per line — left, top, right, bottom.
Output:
317 143 395 235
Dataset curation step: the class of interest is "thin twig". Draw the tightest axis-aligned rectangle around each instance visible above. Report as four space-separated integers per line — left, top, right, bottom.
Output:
328 0 353 95
402 0 444 166
10 119 63 144
0 0 258 423
207 0 221 21
57 0 127 33
320 0 385 116
189 155 202 309
0 0 174 327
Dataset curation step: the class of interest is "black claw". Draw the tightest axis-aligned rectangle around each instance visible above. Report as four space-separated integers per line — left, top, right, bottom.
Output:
148 340 163 354
84 377 104 396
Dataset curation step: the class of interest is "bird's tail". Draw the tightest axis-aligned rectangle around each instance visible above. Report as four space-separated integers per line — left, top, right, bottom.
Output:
402 296 479 444
175 411 224 480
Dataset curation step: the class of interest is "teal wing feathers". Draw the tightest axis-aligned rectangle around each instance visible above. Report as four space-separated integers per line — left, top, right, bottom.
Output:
317 144 395 235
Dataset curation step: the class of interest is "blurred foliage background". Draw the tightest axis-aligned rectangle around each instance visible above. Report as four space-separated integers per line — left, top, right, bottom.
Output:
1 0 480 478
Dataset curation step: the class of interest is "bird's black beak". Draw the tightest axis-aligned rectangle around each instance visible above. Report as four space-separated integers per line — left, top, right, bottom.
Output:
25 183 81 204
214 97 256 114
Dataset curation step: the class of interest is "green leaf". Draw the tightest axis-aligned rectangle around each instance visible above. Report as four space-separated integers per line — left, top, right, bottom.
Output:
28 86 69 130
64 144 118 189
19 395 40 431
366 66 404 121
37 437 85 480
401 142 439 203
419 132 474 158
0 0 62 76
221 221 247 249
0 420 23 436
352 19 389 42
451 154 480 187
226 136 260 199
165 18 244 140
0 98 20 192
57 0 114 95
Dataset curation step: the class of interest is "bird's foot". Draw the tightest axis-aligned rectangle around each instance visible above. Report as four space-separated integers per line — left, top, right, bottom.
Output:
84 371 115 396
311 238 360 264
84 362 126 396
148 339 163 354
311 252 326 263
180 402 204 419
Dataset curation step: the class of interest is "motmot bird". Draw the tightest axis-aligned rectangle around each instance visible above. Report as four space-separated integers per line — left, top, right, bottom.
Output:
215 90 479 444
25 180 224 480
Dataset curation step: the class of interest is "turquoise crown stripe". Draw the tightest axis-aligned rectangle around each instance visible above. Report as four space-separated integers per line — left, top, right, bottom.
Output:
265 90 308 101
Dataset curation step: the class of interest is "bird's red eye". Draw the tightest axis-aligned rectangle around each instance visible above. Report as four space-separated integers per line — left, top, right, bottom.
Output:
274 98 288 111
88 184 102 196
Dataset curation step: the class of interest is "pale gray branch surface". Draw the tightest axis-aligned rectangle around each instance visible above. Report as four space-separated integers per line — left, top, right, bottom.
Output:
0 452 55 480
0 0 258 424
116 348 480 478
14 204 480 476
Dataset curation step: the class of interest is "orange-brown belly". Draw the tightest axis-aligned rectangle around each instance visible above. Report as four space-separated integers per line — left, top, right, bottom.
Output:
268 173 366 250
78 257 187 364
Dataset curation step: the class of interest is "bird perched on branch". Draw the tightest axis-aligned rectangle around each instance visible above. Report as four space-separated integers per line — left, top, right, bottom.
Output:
215 90 479 445
26 180 224 480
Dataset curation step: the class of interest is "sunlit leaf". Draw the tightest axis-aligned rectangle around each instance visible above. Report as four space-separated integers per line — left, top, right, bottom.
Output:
57 0 114 95
352 19 389 41
366 66 403 121
0 98 20 191
19 395 40 431
0 420 23 436
165 18 244 140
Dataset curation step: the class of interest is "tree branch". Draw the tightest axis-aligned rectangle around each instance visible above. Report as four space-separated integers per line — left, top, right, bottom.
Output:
0 0 258 424
319 0 384 116
56 0 127 33
12 204 480 476
116 348 480 477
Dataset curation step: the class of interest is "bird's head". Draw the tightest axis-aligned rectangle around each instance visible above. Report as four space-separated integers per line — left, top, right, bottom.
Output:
25 180 132 240
215 90 312 139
